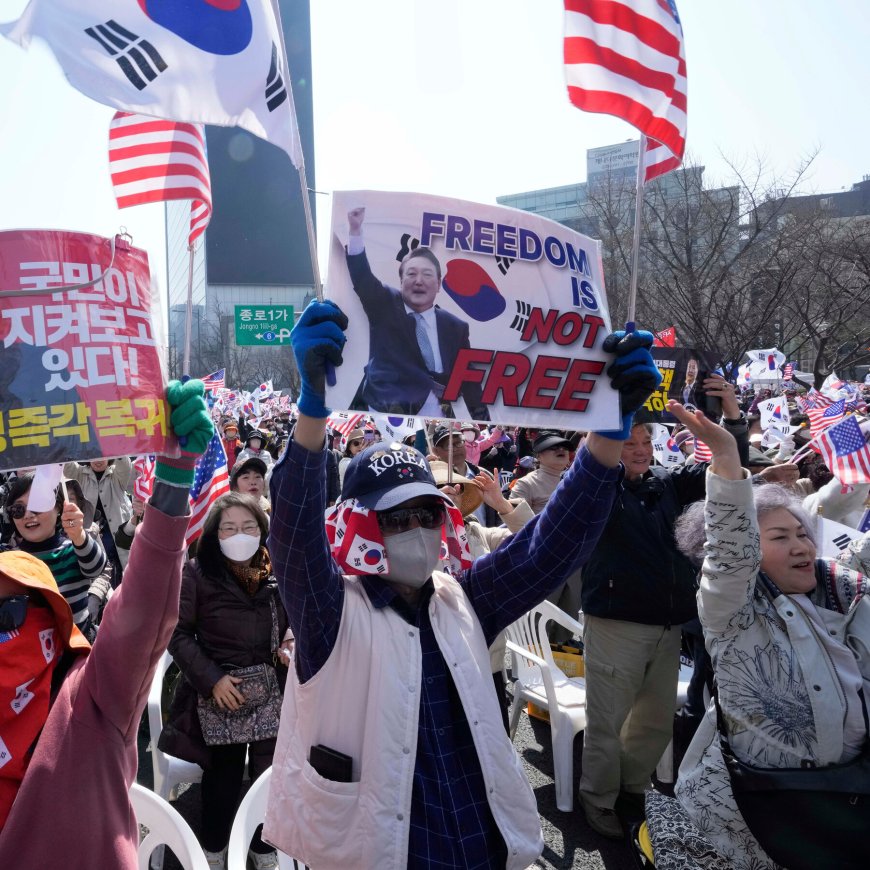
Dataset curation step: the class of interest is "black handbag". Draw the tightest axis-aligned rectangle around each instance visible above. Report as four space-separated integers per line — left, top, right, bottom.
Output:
714 688 870 870
197 596 283 746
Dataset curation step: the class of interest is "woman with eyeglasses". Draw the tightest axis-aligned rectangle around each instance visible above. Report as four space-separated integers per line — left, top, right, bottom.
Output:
159 492 291 870
2 473 107 640
0 379 214 868
337 426 366 488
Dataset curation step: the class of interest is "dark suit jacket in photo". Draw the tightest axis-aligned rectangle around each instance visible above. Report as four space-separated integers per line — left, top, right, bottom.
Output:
346 250 489 420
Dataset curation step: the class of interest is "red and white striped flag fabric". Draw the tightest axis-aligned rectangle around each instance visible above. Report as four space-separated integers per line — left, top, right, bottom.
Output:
186 433 230 546
109 111 212 246
807 399 846 439
201 369 226 392
643 136 681 182
806 388 834 410
692 437 712 463
132 455 155 502
327 412 367 438
818 416 870 486
783 362 794 381
564 0 687 165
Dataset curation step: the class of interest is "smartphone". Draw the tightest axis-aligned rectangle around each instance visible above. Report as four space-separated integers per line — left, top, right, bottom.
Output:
309 744 353 783
696 371 722 421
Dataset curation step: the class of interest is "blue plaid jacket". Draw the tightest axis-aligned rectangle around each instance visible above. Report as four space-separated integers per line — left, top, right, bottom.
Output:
269 440 620 869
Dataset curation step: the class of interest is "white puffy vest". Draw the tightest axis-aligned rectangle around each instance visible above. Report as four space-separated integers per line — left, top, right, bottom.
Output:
263 570 543 870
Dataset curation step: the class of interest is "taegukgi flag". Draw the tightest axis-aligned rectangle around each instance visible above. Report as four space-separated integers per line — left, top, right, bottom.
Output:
745 347 786 381
1 0 303 166
758 396 792 443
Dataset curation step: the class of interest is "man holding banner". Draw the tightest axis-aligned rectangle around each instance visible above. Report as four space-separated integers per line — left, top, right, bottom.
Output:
263 300 662 868
345 207 489 420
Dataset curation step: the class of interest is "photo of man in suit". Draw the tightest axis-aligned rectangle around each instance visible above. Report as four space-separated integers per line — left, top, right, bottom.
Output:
344 207 489 420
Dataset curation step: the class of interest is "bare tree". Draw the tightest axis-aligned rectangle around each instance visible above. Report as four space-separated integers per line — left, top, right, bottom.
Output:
778 215 870 385
581 151 855 378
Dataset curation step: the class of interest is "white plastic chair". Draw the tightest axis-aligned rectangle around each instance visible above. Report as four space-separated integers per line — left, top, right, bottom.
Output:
505 600 587 811
131 782 209 870
655 662 696 784
148 650 205 803
147 651 205 870
227 767 307 870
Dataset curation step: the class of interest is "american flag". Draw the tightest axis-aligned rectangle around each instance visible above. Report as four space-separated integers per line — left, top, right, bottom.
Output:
186 433 230 546
108 111 211 246
692 437 712 463
805 388 833 410
643 137 681 182
327 412 366 438
132 455 155 501
783 362 794 381
201 369 226 393
564 0 687 167
807 399 846 439
818 416 870 486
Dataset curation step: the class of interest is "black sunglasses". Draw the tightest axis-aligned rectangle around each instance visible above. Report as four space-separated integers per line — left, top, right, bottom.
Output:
348 439 364 448
0 595 30 632
7 502 42 521
377 504 446 536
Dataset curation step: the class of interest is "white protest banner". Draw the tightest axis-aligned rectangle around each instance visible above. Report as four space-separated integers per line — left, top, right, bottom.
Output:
324 191 620 430
27 464 64 513
818 517 863 559
650 423 684 467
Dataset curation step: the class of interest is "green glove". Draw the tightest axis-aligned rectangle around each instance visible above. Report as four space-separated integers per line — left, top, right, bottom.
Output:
155 379 215 488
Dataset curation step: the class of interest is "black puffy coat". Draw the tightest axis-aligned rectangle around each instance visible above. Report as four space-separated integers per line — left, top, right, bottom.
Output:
158 558 289 767
580 425 750 627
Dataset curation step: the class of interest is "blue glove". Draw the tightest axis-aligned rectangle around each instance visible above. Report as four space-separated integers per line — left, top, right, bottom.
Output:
291 299 348 418
598 329 662 440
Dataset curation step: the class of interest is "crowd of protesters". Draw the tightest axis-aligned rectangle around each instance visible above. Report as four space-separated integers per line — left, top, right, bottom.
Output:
1 301 869 869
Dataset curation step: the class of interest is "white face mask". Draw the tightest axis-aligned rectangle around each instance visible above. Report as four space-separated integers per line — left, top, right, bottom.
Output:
219 532 261 563
382 527 442 589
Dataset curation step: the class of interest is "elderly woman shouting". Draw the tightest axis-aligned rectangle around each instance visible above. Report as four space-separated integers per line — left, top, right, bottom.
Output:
644 401 870 870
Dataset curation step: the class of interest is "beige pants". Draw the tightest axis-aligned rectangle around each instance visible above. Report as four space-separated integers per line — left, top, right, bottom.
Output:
578 615 681 808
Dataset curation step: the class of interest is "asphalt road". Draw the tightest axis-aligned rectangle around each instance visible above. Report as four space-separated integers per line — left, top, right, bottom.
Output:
137 702 641 869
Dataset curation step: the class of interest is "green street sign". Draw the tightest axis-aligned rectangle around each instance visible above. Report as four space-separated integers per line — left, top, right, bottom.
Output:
234 304 295 346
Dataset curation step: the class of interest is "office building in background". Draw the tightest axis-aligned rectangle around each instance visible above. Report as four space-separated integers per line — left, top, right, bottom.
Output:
165 0 315 389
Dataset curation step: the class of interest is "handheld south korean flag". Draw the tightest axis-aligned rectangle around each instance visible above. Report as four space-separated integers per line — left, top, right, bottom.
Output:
651 423 684 468
2 0 303 166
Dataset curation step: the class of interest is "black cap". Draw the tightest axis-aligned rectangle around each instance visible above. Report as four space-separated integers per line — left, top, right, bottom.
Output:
532 431 571 453
230 457 268 490
340 442 450 510
432 424 462 446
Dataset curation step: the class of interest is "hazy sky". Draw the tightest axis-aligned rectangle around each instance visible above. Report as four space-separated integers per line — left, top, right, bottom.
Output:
2 0 868 302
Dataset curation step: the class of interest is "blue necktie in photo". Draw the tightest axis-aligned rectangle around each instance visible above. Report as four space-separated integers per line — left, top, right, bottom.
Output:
413 312 437 371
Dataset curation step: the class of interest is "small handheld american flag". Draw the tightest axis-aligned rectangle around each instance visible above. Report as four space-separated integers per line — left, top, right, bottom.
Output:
818 417 870 486
186 434 230 546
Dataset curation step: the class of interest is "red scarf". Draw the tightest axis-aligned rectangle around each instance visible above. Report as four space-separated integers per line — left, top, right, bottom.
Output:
0 606 59 829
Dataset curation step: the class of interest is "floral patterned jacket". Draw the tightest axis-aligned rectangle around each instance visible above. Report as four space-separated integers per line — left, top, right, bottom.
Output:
674 471 870 869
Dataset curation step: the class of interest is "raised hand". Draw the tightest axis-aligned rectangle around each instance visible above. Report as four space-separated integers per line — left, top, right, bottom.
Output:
666 400 743 480
598 329 662 440
291 300 348 420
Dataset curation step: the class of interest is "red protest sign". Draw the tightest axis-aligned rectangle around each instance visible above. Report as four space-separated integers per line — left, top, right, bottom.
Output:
0 229 176 470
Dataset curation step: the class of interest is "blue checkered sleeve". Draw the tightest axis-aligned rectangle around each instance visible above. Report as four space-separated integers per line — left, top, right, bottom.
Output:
462 445 621 644
268 438 344 682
